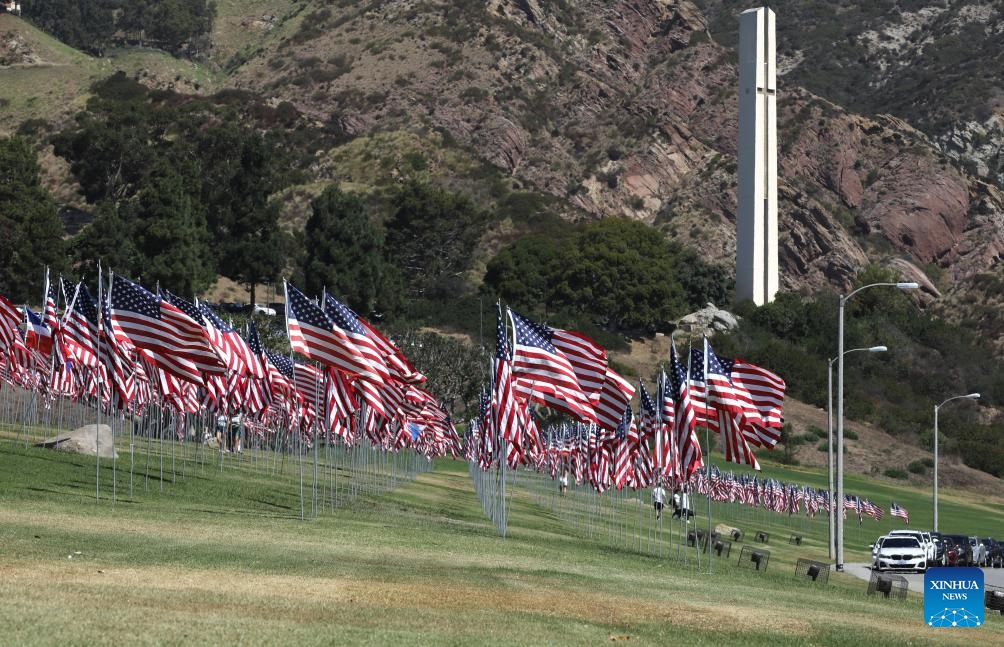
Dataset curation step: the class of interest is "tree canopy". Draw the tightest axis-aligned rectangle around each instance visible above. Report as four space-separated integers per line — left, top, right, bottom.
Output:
483 217 730 333
300 185 400 317
0 136 67 303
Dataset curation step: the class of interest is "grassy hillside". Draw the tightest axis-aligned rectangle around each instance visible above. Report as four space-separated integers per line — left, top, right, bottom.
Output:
3 428 1004 645
0 14 222 135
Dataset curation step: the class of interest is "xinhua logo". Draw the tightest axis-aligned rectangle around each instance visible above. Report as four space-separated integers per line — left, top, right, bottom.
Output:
924 567 984 627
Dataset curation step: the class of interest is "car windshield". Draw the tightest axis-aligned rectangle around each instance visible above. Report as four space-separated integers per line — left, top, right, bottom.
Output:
882 538 920 548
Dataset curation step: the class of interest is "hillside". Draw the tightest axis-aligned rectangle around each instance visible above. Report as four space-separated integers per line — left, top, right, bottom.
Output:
3 3 1004 481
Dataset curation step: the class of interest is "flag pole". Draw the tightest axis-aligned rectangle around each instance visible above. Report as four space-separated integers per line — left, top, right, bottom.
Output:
703 337 713 575
95 261 104 503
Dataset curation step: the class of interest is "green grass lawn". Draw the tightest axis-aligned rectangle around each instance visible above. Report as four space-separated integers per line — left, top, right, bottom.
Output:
1 436 1002 646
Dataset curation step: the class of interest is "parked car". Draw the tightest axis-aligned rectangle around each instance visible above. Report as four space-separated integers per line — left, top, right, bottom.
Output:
944 534 975 565
942 536 963 567
873 535 928 573
982 538 1003 568
870 535 888 565
252 303 276 317
930 532 947 567
888 530 936 565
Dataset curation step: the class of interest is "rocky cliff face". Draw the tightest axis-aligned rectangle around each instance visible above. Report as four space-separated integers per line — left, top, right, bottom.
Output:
222 1 1003 336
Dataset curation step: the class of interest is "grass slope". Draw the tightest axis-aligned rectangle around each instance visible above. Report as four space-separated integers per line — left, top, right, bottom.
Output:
1 438 1003 646
0 15 221 135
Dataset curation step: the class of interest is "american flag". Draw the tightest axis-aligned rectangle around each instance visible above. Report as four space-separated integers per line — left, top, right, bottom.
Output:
612 406 635 490
637 382 657 445
198 301 256 377
493 304 524 456
242 319 269 379
718 356 784 448
285 283 386 383
656 370 680 480
60 279 100 368
0 293 20 352
714 410 761 470
890 501 909 524
321 292 393 383
862 498 884 522
700 339 756 421
593 367 635 432
43 268 59 332
730 359 786 430
508 308 596 424
669 344 702 478
550 327 607 403
109 275 224 384
100 306 135 408
24 307 53 356
356 316 425 385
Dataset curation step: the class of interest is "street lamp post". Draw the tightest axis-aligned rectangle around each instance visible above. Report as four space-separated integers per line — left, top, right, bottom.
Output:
933 393 979 532
836 281 918 572
828 345 886 560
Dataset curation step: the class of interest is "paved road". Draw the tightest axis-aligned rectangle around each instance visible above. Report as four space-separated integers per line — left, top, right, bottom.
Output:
844 563 1004 591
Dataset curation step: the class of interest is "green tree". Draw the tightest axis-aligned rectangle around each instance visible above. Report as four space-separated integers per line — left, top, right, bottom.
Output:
556 218 688 331
301 186 398 317
22 0 118 55
0 136 67 303
70 200 139 283
129 160 213 296
198 124 287 306
385 181 490 300
482 235 563 314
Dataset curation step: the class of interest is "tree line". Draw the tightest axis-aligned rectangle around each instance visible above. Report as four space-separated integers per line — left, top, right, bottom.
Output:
21 0 216 57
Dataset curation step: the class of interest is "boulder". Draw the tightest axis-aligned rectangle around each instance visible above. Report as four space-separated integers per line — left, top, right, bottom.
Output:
675 303 740 336
37 424 118 459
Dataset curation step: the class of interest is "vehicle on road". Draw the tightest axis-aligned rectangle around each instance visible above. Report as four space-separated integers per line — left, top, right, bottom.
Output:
942 536 963 567
252 304 276 317
873 535 927 573
888 529 936 565
969 536 988 567
944 534 974 566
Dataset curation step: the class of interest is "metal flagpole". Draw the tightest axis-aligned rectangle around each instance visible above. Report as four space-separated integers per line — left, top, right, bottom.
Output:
703 337 713 575
95 263 104 502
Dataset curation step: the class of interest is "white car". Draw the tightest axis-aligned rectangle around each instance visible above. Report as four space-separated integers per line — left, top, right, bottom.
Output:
873 536 927 573
888 530 936 565
253 304 277 317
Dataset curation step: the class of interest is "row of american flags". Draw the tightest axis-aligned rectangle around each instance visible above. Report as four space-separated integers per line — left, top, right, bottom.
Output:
0 268 461 457
465 305 787 490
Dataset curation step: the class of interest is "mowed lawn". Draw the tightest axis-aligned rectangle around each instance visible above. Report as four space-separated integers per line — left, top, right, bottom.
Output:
0 443 1002 646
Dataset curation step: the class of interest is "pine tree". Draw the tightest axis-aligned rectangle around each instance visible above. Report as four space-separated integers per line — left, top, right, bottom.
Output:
302 185 397 317
0 136 67 303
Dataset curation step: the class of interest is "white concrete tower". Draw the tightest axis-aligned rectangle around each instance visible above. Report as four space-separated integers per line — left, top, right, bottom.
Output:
736 6 778 305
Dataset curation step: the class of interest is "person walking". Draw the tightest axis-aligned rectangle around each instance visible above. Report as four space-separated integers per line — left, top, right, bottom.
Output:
652 481 667 520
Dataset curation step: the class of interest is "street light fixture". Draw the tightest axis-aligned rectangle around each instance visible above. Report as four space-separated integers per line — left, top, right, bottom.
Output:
933 393 979 532
828 345 886 559
836 281 918 571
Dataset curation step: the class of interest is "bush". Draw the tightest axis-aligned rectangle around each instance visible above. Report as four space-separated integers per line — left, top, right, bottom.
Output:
922 457 934 468
843 429 859 441
883 468 908 480
806 425 826 439
907 460 927 475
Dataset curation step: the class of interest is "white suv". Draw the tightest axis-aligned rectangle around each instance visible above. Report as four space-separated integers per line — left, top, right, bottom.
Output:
873 536 927 573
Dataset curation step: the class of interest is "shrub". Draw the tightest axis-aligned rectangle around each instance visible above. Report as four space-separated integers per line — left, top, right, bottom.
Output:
843 429 859 441
922 457 934 468
907 460 927 475
883 468 908 480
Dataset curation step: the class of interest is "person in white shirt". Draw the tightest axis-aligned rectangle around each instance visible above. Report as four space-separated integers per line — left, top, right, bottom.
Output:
652 482 667 520
558 471 568 496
